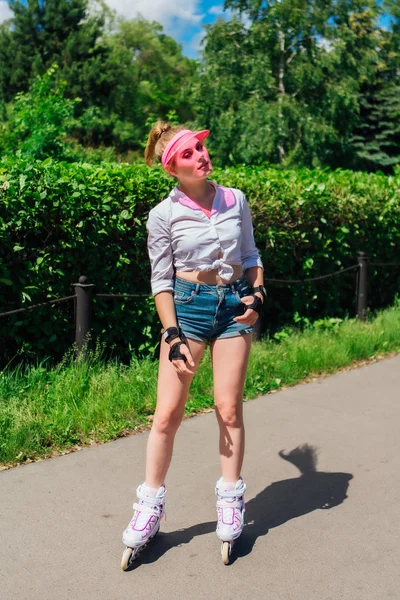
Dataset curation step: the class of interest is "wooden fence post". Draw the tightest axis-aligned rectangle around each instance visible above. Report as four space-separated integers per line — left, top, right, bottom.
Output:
357 252 368 320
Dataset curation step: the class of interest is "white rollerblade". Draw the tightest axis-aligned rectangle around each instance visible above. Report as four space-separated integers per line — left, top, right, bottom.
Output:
121 482 166 570
215 477 246 564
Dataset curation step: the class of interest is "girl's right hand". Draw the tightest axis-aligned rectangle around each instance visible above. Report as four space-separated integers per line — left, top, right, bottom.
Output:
170 340 195 375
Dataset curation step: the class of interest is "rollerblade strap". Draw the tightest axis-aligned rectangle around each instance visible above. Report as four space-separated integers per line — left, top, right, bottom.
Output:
215 483 247 499
217 499 243 509
132 502 160 515
132 502 166 520
136 483 167 503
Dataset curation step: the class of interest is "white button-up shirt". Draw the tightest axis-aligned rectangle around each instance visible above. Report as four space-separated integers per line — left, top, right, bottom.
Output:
146 181 263 296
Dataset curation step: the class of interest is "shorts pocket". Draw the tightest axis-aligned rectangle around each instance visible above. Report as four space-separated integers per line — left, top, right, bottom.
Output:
174 289 194 305
235 281 250 303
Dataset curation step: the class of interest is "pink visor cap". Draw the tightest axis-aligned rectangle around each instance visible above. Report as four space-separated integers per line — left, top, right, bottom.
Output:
161 129 210 170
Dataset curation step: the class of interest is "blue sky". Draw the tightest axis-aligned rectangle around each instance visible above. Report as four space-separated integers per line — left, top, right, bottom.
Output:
171 1 235 57
174 3 394 58
0 0 395 59
101 0 237 58
112 0 394 59
0 0 231 57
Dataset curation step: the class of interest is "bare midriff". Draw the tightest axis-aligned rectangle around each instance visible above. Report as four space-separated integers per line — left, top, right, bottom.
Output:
176 265 244 285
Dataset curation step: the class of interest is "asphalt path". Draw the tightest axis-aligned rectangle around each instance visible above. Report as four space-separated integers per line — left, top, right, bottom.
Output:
1 355 399 600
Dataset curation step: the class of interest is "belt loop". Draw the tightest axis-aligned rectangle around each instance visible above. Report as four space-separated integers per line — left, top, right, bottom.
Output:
195 283 200 295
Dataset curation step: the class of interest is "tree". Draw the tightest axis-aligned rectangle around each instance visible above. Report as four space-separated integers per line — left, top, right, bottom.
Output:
0 0 117 109
0 4 197 153
191 0 395 169
348 8 400 171
74 16 198 151
0 65 79 160
107 18 196 137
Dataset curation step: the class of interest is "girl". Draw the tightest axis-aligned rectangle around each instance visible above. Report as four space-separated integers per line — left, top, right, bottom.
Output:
121 122 266 567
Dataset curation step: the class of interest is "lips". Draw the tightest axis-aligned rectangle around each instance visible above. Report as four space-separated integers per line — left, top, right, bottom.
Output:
198 162 209 170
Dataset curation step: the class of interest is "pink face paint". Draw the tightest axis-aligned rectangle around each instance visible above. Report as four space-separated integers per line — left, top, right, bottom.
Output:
172 137 212 180
161 129 210 170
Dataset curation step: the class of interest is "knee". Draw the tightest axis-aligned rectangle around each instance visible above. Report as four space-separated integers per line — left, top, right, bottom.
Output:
215 401 243 429
152 408 183 436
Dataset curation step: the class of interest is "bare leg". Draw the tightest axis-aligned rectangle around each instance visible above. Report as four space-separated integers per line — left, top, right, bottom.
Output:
145 337 206 488
211 334 252 482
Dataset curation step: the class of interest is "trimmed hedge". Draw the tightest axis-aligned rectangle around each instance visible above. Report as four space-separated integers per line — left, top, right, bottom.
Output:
1 157 400 366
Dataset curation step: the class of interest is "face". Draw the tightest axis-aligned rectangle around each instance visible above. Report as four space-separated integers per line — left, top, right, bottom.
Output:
168 138 212 182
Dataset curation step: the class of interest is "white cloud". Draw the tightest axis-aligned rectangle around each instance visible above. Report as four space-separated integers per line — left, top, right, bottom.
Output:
317 36 333 52
0 0 243 58
208 4 225 16
105 0 203 31
186 28 206 55
208 5 252 29
0 1 13 23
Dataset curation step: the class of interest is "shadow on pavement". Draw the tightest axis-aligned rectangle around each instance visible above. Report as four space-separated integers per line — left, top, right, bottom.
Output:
124 444 353 570
234 443 354 564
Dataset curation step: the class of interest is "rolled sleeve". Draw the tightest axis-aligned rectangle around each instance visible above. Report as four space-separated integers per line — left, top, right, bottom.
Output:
241 195 263 271
146 207 175 296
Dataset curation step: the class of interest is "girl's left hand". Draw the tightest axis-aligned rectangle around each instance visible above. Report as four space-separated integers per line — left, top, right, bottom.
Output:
233 295 262 325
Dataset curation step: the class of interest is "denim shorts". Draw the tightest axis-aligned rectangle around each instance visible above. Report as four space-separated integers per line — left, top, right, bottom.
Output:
173 275 253 343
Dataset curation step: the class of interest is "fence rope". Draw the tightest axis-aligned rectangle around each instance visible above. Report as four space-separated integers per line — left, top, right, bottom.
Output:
0 295 76 318
2 260 399 319
263 264 359 284
369 262 400 267
96 293 149 298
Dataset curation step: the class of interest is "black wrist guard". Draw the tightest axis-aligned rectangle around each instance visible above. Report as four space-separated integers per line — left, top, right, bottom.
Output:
168 341 188 363
163 326 184 344
247 294 263 315
252 285 267 302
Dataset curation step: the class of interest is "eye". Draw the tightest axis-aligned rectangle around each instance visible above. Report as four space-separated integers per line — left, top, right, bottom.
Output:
196 142 203 151
182 150 192 159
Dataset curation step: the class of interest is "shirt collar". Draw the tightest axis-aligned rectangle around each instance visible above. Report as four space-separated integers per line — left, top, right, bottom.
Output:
169 182 236 213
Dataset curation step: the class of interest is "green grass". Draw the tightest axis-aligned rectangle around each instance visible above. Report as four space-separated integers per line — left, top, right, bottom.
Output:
1 304 400 468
